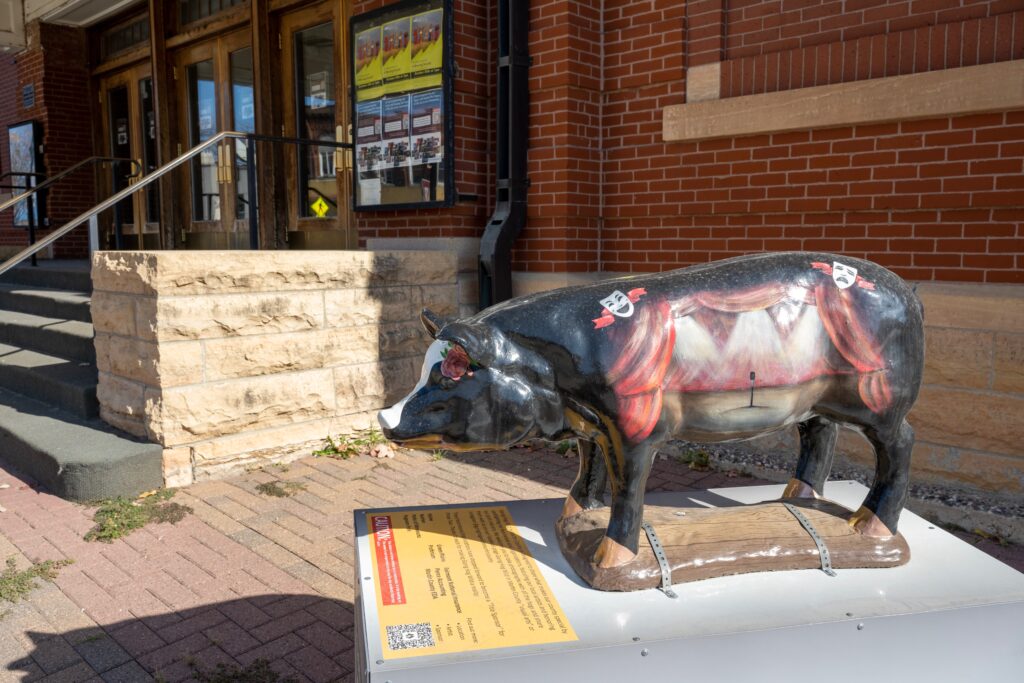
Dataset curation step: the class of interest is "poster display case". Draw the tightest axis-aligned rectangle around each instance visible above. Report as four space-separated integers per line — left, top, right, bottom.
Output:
6 120 45 227
351 0 453 210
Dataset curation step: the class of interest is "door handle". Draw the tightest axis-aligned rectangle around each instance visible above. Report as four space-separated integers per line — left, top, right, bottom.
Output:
335 148 351 173
128 159 143 186
222 142 233 184
217 143 233 184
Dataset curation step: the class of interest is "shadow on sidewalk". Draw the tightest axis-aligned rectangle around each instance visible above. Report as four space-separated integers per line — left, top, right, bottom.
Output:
9 594 359 682
441 444 766 496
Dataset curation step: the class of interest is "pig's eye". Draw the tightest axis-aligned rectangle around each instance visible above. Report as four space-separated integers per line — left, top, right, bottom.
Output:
426 403 446 414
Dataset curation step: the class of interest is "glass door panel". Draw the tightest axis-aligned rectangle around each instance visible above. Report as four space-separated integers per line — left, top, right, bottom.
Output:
185 59 220 223
107 85 136 239
294 22 337 219
139 77 160 226
174 30 252 246
99 63 156 250
230 46 254 226
278 2 353 248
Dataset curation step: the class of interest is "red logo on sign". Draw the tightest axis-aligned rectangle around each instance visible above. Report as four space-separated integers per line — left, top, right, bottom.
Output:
371 515 406 605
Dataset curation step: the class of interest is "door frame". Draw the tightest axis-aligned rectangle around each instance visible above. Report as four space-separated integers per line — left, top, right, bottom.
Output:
277 0 355 248
97 60 157 249
172 27 253 245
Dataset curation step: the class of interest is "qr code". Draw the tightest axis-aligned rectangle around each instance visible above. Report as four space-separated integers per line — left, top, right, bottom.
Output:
386 622 435 650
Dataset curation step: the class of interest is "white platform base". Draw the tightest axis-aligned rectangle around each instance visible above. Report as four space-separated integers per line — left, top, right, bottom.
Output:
353 481 1024 682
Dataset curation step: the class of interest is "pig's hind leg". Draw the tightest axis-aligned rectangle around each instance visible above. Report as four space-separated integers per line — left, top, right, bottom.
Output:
849 419 914 537
783 415 838 499
562 439 608 518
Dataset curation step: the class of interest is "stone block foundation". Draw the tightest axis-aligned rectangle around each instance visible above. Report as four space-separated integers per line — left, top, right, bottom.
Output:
91 250 457 486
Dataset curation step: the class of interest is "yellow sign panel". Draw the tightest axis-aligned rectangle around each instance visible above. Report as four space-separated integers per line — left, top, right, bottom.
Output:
381 16 412 95
311 197 329 217
367 506 577 659
354 27 384 101
406 8 443 92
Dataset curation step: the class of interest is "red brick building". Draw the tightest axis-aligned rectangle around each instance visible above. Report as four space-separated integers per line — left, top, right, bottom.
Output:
0 1 1020 286
365 0 1024 291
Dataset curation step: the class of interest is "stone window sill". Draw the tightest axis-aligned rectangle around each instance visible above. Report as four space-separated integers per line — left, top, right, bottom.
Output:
663 60 1024 142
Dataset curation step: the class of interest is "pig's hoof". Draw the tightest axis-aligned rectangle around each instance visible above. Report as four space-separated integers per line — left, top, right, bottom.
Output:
782 478 821 499
593 536 636 569
848 505 894 538
560 496 584 520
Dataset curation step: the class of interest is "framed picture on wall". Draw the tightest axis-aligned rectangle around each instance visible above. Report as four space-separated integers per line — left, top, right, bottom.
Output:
350 0 454 211
7 120 45 227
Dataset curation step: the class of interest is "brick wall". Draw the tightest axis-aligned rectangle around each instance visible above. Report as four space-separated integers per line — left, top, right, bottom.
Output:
514 0 602 273
726 0 1011 58
721 2 1024 97
38 23 94 258
594 0 1024 283
0 21 94 258
605 111 1023 282
362 1 1022 284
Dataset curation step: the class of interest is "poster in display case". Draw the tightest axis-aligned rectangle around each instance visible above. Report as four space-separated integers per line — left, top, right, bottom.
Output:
6 120 45 227
351 0 453 210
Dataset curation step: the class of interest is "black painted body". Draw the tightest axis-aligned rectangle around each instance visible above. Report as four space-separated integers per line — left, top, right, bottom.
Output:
380 252 925 562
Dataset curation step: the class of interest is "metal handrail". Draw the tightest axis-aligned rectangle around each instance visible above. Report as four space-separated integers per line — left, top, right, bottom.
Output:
0 157 141 215
0 131 355 278
0 131 248 278
0 171 45 182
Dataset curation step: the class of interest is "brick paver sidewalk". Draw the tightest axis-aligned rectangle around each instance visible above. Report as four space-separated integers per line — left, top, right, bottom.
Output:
0 447 1021 682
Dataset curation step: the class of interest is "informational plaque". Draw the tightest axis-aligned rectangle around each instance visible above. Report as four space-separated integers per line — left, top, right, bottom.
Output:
366 506 577 659
351 0 453 209
354 486 1024 682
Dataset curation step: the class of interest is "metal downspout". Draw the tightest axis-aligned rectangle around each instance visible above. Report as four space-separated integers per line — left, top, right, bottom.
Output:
479 0 530 309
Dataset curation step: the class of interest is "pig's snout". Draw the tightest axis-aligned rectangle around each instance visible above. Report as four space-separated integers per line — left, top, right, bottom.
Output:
377 403 402 439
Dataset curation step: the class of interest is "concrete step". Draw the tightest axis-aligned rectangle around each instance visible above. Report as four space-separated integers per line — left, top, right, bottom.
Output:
0 284 92 323
0 387 162 501
0 343 97 418
0 309 94 364
0 261 91 293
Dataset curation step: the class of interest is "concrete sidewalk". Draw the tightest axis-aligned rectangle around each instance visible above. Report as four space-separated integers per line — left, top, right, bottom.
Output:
0 447 1021 682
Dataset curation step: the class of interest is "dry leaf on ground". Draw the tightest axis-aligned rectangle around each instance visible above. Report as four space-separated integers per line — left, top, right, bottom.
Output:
369 443 396 459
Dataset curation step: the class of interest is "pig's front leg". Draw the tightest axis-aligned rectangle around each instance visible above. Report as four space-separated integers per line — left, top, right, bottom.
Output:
594 442 656 569
562 439 607 519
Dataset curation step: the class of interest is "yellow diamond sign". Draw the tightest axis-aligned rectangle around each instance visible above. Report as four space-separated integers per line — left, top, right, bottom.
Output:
311 197 329 218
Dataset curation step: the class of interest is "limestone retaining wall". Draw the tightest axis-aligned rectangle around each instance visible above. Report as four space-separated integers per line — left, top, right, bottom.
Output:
91 251 457 486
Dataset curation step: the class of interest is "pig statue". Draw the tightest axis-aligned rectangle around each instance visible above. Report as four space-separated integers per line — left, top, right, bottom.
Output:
378 252 924 570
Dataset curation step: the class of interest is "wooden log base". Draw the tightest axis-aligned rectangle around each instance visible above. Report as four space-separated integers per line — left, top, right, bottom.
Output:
555 498 910 592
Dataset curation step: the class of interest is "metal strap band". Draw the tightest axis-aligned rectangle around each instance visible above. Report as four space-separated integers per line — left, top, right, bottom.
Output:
783 502 837 577
641 521 678 598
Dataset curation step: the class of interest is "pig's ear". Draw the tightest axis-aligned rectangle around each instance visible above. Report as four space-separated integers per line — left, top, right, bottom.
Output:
436 321 501 367
420 308 450 339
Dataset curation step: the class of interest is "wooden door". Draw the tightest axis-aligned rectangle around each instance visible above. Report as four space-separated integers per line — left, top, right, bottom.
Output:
278 1 354 248
173 29 253 247
98 62 159 249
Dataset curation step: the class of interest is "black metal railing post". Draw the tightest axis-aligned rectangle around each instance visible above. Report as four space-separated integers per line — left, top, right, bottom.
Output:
246 135 258 250
113 200 124 250
26 192 37 267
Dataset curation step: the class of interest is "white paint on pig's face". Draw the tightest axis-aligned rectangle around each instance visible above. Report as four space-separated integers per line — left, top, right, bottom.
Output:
378 339 447 430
